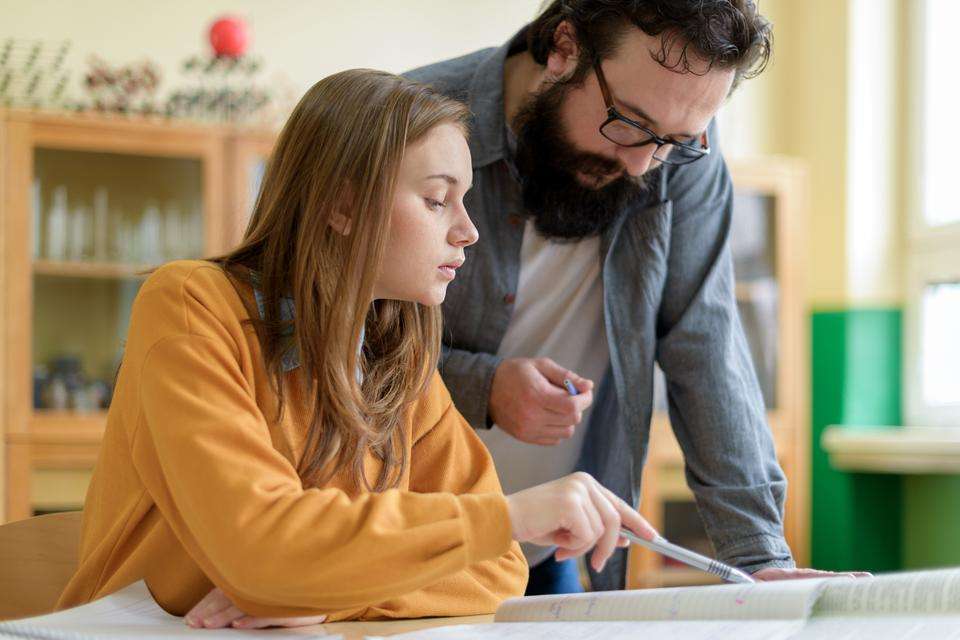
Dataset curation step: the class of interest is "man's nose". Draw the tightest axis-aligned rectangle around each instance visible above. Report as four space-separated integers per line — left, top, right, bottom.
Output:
616 144 658 177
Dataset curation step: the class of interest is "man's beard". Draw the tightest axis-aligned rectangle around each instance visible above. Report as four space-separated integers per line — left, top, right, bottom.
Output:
511 79 653 241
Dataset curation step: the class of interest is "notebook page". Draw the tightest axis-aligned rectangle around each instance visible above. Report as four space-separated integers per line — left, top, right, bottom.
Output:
0 581 337 639
495 578 831 623
796 615 960 640
814 568 960 616
369 619 808 640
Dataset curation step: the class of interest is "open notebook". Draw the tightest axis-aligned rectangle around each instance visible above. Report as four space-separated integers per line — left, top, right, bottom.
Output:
0 581 339 640
373 567 960 640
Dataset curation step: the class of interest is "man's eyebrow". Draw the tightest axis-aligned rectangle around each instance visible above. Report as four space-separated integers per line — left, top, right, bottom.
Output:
615 96 699 140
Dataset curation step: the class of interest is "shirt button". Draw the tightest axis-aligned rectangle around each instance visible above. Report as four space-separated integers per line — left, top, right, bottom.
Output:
503 293 516 304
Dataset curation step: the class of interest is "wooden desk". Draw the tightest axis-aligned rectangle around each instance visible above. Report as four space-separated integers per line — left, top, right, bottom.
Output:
290 615 492 639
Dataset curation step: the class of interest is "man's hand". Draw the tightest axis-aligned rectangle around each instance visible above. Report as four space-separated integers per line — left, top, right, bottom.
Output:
754 567 872 581
489 357 594 445
184 587 326 630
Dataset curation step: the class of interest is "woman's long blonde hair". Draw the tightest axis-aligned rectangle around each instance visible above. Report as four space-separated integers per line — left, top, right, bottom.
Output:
216 69 471 492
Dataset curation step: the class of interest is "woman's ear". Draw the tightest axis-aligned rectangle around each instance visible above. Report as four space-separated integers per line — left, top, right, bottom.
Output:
329 183 354 235
329 211 352 236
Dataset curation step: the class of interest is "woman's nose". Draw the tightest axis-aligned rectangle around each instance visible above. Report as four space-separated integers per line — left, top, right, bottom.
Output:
451 208 479 247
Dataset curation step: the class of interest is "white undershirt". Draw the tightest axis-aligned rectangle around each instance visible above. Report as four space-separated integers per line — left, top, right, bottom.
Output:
478 220 609 567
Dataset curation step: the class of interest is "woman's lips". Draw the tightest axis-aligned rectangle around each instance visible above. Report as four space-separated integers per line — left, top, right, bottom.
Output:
438 260 463 280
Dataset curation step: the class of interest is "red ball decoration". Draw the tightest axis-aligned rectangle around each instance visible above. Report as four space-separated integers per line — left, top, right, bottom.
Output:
209 16 249 58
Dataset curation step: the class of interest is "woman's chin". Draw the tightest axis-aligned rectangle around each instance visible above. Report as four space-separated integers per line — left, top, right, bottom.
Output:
418 286 448 307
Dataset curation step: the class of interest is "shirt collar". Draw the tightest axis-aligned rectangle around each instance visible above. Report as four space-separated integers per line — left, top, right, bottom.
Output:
252 286 301 372
466 26 529 169
251 284 365 380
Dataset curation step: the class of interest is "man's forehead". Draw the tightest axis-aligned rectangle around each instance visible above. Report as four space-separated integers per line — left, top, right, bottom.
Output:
602 30 735 131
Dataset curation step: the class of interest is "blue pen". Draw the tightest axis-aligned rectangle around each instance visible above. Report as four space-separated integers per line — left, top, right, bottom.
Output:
563 378 579 396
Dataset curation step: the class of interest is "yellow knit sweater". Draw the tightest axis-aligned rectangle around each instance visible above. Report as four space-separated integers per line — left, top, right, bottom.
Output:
56 261 527 621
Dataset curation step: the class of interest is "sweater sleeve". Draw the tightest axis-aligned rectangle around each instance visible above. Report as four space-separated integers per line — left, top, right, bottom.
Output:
361 374 528 619
126 272 518 619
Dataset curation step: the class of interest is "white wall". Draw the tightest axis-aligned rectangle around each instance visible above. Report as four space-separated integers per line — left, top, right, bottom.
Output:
0 1 543 106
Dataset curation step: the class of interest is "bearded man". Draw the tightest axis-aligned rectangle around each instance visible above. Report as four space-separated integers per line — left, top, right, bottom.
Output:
407 0 819 594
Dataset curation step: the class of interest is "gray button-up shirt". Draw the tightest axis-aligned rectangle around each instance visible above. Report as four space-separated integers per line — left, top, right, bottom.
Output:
406 28 795 589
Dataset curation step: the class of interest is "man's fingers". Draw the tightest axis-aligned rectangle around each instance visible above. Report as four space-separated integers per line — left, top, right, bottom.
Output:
540 387 593 418
533 359 594 394
521 424 576 446
754 567 870 582
532 357 573 387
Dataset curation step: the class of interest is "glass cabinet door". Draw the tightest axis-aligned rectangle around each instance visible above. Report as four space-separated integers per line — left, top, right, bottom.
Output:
31 149 205 414
730 190 779 410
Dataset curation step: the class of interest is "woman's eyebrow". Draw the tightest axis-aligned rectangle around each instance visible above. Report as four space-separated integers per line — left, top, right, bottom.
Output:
425 174 458 185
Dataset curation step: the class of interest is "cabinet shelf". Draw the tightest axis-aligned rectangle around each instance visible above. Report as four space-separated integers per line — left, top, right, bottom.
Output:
27 411 108 442
33 260 156 279
33 260 155 280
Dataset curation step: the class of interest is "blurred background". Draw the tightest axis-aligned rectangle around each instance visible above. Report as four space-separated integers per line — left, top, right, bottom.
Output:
0 0 957 586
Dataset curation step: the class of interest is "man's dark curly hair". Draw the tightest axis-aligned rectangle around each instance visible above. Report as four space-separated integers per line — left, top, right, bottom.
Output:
527 0 772 89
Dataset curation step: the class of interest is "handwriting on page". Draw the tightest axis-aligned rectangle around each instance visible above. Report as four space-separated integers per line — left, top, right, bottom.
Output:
815 568 960 616
496 579 829 623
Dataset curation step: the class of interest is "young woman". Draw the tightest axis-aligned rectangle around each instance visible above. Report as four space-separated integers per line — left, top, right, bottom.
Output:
56 69 655 628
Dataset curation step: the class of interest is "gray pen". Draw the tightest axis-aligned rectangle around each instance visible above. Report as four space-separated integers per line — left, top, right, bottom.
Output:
619 528 755 584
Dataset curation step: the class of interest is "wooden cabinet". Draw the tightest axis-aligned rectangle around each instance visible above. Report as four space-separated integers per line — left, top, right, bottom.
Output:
627 157 810 587
0 110 273 522
224 131 274 250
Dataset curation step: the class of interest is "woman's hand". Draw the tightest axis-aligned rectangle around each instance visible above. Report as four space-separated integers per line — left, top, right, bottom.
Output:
505 471 657 573
184 587 327 630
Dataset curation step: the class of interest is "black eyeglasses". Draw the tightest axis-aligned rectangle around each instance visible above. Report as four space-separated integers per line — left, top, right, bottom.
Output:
594 63 710 167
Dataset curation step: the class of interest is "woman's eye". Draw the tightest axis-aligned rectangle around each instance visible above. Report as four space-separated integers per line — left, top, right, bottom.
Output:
425 198 445 211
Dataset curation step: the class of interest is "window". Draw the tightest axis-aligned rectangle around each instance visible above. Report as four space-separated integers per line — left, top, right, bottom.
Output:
904 0 960 426
920 283 960 407
919 0 960 228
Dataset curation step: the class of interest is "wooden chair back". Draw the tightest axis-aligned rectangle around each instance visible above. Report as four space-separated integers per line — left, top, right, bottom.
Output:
0 511 82 620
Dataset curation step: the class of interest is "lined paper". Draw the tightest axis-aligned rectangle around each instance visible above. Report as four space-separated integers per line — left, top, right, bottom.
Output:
495 578 831 622
0 581 337 639
814 567 960 616
371 620 808 640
